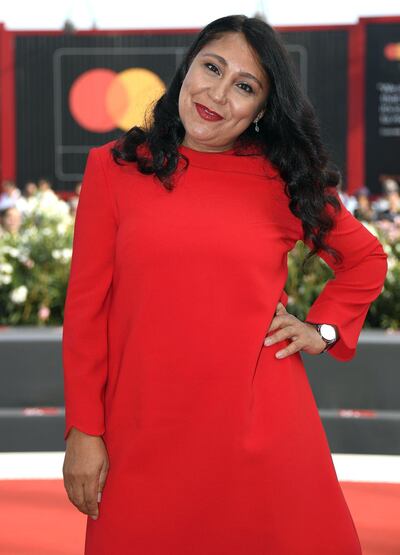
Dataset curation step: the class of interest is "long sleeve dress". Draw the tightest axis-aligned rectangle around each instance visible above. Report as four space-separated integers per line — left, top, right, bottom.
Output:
62 140 388 555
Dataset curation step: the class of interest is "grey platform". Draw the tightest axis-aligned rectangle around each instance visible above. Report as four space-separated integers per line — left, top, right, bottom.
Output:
0 327 399 454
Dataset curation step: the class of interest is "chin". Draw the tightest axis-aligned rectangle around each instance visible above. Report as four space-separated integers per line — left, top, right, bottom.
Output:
186 123 218 143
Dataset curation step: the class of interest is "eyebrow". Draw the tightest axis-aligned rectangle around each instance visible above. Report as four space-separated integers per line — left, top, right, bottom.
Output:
200 52 264 89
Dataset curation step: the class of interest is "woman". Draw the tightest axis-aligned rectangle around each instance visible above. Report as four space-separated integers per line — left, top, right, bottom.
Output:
62 15 387 554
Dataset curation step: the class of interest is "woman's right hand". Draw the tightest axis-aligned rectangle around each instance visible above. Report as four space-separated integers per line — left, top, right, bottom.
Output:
63 427 109 520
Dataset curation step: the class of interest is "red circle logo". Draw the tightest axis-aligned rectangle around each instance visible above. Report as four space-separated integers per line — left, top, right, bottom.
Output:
69 67 166 132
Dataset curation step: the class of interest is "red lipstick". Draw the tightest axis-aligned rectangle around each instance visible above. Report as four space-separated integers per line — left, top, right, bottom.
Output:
194 102 223 121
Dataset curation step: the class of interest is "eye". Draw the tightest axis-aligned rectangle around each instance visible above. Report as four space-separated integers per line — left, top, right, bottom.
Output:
204 62 220 74
204 62 254 94
237 82 254 94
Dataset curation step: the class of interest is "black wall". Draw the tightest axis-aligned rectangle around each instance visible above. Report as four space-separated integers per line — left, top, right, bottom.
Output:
15 29 348 191
365 22 400 192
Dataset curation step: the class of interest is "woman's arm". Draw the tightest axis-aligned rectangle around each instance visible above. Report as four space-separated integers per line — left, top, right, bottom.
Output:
302 187 388 361
62 146 118 441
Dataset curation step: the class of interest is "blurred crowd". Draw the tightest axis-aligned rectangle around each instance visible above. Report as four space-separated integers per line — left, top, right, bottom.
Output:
337 177 400 242
0 178 81 237
0 175 400 239
338 178 400 224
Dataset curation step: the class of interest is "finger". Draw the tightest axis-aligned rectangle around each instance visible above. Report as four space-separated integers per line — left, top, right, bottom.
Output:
275 339 302 359
83 474 100 519
66 477 86 512
264 325 296 346
267 314 291 334
63 479 76 505
97 463 109 503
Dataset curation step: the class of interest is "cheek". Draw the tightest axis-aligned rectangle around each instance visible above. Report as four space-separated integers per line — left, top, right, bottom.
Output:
178 74 207 125
228 99 257 127
179 72 197 104
178 82 191 123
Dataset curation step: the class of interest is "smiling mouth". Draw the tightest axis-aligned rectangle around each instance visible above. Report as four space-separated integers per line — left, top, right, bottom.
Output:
194 102 224 121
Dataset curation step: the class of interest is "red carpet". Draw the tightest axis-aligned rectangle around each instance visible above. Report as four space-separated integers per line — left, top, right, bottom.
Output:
0 480 399 554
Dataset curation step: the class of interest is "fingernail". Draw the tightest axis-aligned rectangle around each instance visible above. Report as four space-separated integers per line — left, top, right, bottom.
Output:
264 338 272 346
91 515 98 520
276 352 283 358
97 492 102 502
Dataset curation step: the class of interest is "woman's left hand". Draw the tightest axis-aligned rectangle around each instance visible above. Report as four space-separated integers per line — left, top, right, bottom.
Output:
264 302 327 358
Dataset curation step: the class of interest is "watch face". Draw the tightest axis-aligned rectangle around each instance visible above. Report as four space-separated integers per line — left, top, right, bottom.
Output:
320 324 337 341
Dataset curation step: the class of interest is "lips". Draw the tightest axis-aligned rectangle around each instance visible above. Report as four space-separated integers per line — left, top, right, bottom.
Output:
194 102 224 121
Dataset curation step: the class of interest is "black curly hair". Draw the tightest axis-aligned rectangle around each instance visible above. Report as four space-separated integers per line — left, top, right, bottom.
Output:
112 14 344 271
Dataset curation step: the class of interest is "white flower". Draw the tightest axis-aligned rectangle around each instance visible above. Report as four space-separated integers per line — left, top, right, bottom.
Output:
20 227 38 242
1 246 19 258
25 197 39 214
13 246 32 265
57 222 68 234
387 256 397 270
0 262 13 274
62 248 72 260
10 285 28 304
52 248 71 262
383 243 392 255
386 271 395 284
36 193 70 218
0 275 12 285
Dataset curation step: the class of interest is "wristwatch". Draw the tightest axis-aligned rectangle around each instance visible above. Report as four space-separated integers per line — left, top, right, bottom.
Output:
305 322 338 353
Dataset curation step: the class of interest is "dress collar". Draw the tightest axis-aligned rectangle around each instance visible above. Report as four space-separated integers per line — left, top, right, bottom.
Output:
177 143 278 177
135 140 279 178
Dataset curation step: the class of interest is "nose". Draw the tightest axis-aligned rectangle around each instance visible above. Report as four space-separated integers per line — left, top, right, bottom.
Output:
207 79 229 105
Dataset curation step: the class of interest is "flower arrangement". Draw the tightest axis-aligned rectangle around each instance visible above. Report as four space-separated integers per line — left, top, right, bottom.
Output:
0 193 74 325
286 220 399 332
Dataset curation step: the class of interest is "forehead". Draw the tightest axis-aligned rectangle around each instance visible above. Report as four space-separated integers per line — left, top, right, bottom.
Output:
197 33 265 75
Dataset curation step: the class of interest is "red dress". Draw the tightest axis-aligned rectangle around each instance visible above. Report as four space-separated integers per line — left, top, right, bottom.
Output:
62 140 387 554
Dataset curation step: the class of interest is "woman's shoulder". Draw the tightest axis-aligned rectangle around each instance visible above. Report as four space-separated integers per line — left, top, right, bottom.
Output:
88 139 143 179
89 139 119 165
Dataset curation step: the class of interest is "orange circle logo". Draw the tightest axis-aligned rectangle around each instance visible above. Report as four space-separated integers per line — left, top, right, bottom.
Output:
384 43 400 61
69 68 166 132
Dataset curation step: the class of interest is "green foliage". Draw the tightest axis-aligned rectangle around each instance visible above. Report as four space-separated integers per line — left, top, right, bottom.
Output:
285 222 399 332
285 240 334 321
0 199 74 325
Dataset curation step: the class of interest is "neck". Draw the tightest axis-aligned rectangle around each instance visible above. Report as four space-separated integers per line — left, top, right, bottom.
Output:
181 135 235 153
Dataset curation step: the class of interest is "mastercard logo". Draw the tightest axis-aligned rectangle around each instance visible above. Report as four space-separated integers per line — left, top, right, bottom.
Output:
69 67 166 133
383 43 400 61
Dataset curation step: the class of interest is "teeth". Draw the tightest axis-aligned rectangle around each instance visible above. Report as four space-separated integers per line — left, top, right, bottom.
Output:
200 104 218 117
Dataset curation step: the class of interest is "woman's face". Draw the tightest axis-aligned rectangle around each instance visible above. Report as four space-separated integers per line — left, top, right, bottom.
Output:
178 32 269 152
2 207 22 234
